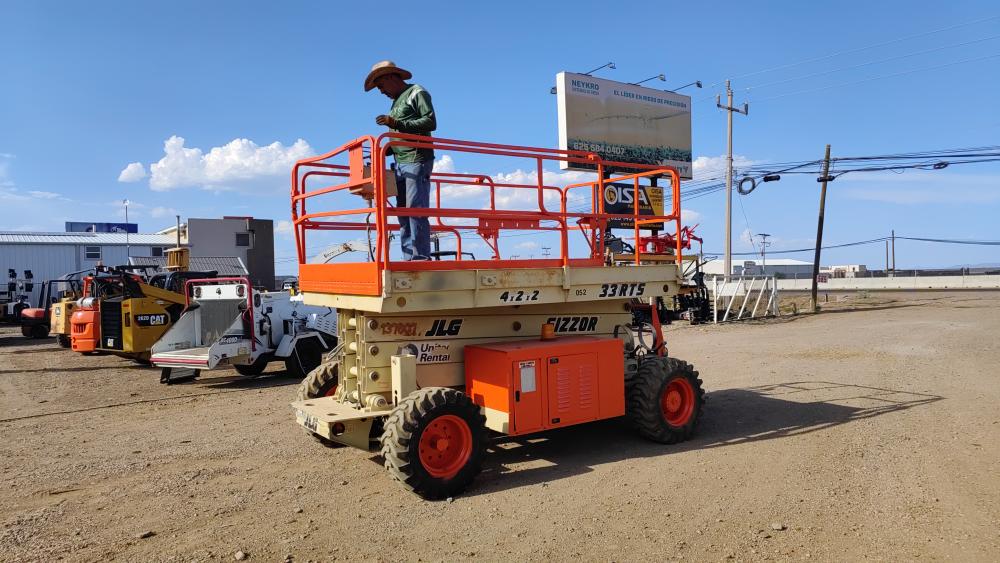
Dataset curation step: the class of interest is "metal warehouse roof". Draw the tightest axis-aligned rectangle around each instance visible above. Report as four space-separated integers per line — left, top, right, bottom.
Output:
0 231 180 245
128 256 248 277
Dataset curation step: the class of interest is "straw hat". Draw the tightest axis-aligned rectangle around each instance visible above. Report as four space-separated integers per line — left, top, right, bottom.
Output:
364 60 412 92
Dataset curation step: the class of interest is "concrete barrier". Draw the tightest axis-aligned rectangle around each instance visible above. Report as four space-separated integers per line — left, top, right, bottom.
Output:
776 275 1000 291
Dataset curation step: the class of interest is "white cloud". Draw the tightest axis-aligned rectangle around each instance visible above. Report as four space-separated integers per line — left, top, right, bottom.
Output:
691 154 755 179
681 208 701 223
145 135 314 191
432 154 455 174
118 162 147 183
515 240 540 250
275 219 294 237
150 206 178 218
27 190 63 200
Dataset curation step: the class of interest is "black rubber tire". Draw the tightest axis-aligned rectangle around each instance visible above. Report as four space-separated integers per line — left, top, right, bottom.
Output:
234 355 270 376
57 334 72 348
20 325 32 338
284 338 324 380
294 360 340 401
380 387 488 500
626 356 705 444
294 360 342 448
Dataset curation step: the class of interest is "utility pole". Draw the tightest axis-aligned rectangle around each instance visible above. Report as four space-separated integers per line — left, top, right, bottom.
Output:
891 229 896 276
123 199 131 259
811 145 832 313
885 240 889 274
717 80 749 281
757 233 771 270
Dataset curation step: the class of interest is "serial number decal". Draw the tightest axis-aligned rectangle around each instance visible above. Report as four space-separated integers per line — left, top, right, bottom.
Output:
381 322 418 336
546 316 599 333
499 289 540 303
598 282 646 298
218 335 246 345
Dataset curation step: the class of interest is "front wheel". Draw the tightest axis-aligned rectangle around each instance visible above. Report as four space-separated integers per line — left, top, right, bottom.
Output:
57 334 72 348
380 387 488 500
627 357 705 444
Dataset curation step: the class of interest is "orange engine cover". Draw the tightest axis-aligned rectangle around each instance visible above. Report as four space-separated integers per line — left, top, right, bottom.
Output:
71 308 99 353
20 308 45 320
465 336 625 436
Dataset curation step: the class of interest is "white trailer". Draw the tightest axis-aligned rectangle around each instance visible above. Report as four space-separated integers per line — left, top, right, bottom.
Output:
151 278 336 384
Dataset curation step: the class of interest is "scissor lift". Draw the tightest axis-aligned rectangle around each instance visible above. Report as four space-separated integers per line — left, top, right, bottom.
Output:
290 133 704 498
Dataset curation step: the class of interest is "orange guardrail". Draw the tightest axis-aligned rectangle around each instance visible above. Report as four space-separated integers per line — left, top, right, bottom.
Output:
291 133 682 296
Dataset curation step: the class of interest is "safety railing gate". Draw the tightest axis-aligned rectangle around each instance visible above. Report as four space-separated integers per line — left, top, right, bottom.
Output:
290 132 685 297
711 276 780 323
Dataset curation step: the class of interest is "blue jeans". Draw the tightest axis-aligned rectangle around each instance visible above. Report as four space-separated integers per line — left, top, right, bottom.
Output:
394 160 433 260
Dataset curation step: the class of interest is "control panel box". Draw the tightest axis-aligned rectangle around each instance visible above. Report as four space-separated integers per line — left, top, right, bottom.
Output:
465 336 624 436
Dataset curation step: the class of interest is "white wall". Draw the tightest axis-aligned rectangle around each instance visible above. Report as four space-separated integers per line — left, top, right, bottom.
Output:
777 275 1000 291
1 244 160 306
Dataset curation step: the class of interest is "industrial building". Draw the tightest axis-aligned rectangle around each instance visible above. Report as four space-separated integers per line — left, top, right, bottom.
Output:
0 217 274 307
702 257 816 278
157 217 274 290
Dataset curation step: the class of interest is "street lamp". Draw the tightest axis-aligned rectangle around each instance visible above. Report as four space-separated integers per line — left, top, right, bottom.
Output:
123 199 131 258
631 74 665 86
667 80 702 92
583 62 616 75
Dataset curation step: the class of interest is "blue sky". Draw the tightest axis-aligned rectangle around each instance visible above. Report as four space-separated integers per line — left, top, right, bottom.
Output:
2 0 998 274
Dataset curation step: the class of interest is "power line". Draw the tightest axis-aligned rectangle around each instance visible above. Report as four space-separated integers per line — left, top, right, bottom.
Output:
742 34 1000 92
699 14 1000 95
752 52 1000 102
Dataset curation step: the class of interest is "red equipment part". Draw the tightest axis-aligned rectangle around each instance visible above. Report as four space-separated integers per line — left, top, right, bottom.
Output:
639 224 703 255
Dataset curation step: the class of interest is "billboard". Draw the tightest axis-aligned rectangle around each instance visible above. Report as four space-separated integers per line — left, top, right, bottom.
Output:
65 222 138 233
602 182 664 230
556 72 692 178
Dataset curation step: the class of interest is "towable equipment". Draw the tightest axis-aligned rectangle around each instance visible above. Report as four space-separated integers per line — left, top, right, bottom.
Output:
151 278 337 383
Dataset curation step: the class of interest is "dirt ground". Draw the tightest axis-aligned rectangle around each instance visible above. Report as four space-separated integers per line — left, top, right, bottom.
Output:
2 291 999 562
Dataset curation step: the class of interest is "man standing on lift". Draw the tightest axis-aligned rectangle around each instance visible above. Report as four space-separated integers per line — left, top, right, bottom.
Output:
365 60 437 261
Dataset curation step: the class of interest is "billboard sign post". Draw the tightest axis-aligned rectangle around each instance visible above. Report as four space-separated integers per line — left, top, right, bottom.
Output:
556 71 692 178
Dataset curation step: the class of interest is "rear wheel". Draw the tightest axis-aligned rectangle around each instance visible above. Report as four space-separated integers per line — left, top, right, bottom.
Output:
234 355 270 376
284 338 324 379
380 387 488 499
22 324 49 338
627 357 704 444
295 360 342 448
295 360 340 401
57 334 71 348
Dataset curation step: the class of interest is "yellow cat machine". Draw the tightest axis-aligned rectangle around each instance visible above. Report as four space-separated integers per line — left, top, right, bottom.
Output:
288 133 705 499
90 267 218 363
19 269 89 344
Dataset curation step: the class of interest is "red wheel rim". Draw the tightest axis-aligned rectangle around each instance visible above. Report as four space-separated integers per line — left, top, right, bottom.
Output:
418 414 473 479
661 377 695 427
